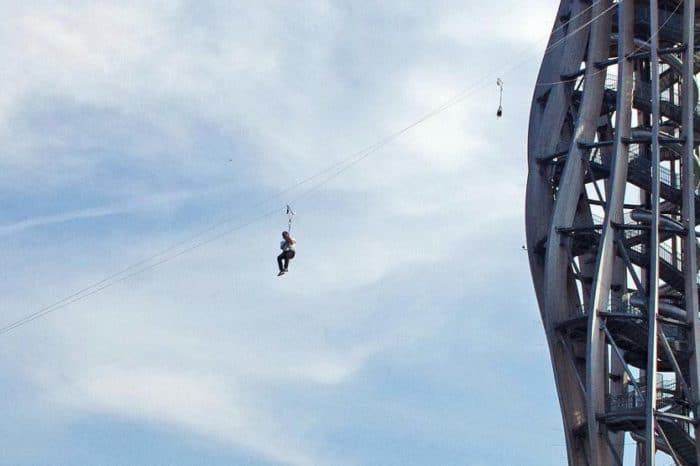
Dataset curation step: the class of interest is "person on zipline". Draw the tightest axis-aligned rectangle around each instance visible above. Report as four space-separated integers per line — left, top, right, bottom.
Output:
277 231 296 276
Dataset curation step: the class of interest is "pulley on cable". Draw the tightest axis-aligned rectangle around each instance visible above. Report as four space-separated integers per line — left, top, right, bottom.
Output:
496 78 504 118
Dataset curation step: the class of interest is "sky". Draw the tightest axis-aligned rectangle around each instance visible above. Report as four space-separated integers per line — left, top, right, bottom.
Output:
0 1 576 465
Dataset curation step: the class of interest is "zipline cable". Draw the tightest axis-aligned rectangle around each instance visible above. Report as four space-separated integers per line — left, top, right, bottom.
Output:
0 207 283 335
0 0 644 336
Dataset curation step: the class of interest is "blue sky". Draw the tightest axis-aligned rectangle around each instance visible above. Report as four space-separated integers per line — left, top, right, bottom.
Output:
0 1 573 465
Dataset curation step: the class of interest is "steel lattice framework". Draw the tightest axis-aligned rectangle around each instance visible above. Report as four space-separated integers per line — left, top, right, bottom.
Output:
526 0 700 464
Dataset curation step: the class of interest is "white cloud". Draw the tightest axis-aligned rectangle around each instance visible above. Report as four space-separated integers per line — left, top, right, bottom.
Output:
0 189 196 236
436 1 557 48
51 367 319 466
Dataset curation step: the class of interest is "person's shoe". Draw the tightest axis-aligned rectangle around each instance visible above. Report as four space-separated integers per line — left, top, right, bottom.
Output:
277 270 286 276
283 268 288 272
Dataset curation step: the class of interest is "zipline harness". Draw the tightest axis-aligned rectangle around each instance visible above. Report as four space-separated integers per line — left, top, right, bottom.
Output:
286 204 295 232
496 78 503 118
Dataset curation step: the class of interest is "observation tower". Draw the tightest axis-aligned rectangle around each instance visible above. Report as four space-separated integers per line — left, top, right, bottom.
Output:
526 0 700 464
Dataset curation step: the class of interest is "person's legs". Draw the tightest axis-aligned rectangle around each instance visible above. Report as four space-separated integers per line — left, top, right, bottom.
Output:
282 250 295 271
277 253 285 272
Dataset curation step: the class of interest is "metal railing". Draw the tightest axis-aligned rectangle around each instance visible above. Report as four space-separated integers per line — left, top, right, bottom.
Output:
589 210 681 267
615 299 644 316
612 297 687 341
604 73 618 92
594 70 699 116
607 375 678 412
625 232 680 270
588 212 688 279
635 79 698 116
590 146 681 190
